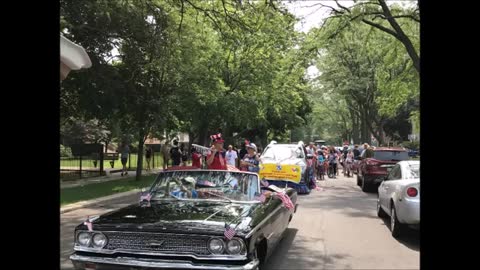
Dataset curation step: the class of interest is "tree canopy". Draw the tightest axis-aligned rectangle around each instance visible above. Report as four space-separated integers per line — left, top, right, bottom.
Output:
60 0 420 179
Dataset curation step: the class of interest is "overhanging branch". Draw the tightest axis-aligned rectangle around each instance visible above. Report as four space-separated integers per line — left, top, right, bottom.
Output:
361 19 400 39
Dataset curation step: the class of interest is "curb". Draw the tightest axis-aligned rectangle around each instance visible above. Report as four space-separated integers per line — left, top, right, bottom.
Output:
60 189 141 214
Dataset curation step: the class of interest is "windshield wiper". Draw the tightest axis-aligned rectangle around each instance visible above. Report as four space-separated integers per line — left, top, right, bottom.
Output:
204 191 233 203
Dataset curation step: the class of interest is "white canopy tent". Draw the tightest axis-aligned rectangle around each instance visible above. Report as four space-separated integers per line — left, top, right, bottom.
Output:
60 35 92 80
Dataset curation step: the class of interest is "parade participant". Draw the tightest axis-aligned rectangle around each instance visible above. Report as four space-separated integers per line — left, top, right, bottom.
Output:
206 133 227 170
171 177 198 198
344 149 354 177
353 145 361 160
120 141 129 176
145 146 152 171
317 150 325 180
239 141 248 160
225 145 238 167
240 142 260 172
328 147 338 179
191 147 202 169
361 143 370 156
170 140 182 166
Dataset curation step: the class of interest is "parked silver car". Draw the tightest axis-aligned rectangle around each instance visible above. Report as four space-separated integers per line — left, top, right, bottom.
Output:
377 160 420 238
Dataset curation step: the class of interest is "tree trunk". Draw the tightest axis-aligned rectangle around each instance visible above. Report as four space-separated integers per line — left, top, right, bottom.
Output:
348 107 358 144
360 108 368 144
136 130 145 181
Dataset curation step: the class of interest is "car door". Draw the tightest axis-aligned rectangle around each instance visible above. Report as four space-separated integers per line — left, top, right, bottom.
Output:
384 164 403 213
263 197 286 258
379 165 400 210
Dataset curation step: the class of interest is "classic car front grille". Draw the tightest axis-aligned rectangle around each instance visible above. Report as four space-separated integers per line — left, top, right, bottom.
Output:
103 232 210 255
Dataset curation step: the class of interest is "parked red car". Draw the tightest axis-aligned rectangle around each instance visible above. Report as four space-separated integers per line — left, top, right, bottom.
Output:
356 147 409 192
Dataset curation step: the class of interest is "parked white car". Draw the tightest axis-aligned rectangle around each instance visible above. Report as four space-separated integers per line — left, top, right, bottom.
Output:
377 160 420 238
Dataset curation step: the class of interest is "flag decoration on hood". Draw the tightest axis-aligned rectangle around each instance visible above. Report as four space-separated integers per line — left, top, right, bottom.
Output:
224 224 236 240
140 193 152 202
84 216 93 232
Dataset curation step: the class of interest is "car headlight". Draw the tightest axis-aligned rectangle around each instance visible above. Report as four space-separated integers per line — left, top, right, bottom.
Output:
207 238 225 254
92 233 108 248
77 232 92 247
226 238 244 254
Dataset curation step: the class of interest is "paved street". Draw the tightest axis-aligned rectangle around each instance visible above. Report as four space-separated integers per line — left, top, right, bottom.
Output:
265 174 419 269
60 173 419 270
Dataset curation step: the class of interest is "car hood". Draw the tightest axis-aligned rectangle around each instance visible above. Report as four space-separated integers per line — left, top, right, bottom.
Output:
82 200 262 235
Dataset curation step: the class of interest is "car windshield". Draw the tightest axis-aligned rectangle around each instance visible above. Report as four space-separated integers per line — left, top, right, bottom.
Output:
262 145 304 160
148 170 260 202
373 151 409 161
408 164 420 179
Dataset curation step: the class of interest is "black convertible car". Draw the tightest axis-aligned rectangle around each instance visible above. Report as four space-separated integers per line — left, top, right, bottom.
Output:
70 169 298 270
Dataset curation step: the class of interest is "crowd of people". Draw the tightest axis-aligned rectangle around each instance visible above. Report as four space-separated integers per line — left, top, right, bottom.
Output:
144 133 376 181
306 142 373 180
202 134 261 172
153 133 263 173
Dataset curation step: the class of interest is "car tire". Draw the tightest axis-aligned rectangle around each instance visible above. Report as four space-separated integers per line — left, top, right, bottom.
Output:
255 242 267 270
377 196 388 218
390 204 405 238
361 176 372 192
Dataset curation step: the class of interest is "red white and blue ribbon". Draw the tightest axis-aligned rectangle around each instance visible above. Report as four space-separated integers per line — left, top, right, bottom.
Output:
275 192 294 210
84 216 93 232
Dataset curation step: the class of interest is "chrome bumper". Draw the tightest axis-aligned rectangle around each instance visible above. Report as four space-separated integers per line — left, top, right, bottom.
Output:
70 254 259 270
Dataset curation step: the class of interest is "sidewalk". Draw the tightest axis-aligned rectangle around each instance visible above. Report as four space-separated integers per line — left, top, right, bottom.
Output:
60 189 141 214
60 169 162 189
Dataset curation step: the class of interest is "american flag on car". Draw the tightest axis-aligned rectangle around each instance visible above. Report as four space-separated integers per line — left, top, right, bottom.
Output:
140 193 152 202
84 216 93 231
224 224 236 240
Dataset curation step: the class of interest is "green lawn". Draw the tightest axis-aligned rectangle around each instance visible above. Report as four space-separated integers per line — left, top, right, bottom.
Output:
61 175 157 206
60 153 165 169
